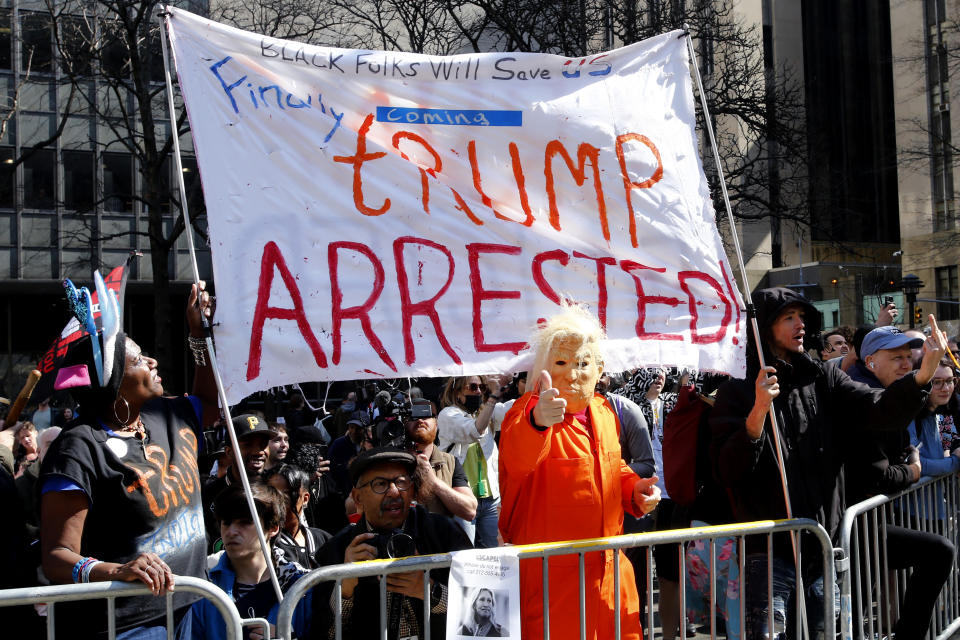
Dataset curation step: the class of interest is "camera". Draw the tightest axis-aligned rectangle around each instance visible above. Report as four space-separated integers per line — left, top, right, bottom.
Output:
884 296 894 306
372 529 416 559
374 399 433 447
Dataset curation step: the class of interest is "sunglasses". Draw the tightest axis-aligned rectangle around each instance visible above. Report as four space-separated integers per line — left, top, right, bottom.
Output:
464 382 482 392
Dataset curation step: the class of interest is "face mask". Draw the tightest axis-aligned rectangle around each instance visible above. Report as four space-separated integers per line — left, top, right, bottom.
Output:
463 395 483 413
340 402 355 412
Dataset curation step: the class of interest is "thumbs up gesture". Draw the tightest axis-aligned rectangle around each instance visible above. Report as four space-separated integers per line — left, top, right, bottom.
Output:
532 370 566 428
917 314 949 386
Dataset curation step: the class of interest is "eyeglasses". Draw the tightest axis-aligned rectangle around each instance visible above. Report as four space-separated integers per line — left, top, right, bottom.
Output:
464 383 482 392
931 377 958 389
357 475 413 494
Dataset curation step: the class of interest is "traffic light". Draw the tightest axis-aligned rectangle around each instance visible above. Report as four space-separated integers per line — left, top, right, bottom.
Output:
915 307 923 323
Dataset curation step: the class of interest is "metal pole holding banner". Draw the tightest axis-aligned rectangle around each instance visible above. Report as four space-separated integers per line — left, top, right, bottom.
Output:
682 26 794 530
683 27 810 638
157 7 283 603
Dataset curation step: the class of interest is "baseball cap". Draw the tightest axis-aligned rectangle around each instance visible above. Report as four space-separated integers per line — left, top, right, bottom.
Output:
349 446 416 487
231 413 271 443
860 326 924 359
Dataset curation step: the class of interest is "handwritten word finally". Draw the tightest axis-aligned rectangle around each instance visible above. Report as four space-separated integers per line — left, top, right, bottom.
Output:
210 57 345 143
244 239 738 381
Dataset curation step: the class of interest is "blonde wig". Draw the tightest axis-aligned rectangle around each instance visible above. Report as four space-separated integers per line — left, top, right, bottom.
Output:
525 304 605 388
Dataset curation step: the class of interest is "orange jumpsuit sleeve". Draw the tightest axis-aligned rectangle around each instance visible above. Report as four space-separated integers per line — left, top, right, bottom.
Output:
499 392 552 479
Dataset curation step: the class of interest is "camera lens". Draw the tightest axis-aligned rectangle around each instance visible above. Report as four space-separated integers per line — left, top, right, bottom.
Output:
386 532 416 558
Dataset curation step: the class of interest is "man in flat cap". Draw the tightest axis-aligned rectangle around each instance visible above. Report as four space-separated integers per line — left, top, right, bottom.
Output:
315 446 472 640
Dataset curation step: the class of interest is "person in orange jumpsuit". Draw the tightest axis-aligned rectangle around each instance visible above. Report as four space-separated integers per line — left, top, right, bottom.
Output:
499 305 661 640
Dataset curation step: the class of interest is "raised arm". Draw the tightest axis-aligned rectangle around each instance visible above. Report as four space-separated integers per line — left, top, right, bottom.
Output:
414 454 478 521
187 281 218 425
499 372 565 479
710 372 775 488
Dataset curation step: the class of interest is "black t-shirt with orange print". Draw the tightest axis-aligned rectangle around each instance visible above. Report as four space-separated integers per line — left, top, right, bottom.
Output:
41 395 207 636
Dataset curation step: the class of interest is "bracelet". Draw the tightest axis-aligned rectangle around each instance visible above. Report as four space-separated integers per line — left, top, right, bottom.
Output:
81 559 102 583
72 557 98 584
71 557 86 583
487 394 501 401
187 336 209 367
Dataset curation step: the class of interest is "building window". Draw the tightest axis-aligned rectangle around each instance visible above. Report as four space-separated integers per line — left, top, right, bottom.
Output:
103 152 133 213
20 12 52 74
936 265 959 321
932 110 955 230
148 32 166 83
152 156 172 214
178 156 201 210
0 9 11 70
59 17 94 77
23 149 55 209
64 150 94 212
0 147 13 208
926 0 955 230
926 0 947 27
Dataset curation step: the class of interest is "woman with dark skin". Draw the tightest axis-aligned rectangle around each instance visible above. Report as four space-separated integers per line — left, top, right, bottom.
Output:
40 281 219 638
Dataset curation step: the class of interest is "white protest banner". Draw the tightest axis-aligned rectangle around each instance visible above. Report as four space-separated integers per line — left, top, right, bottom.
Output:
447 548 521 638
165 9 746 404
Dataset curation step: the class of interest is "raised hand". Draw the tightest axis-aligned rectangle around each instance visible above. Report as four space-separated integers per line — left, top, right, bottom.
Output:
532 370 565 428
746 366 779 440
186 280 214 335
877 302 898 326
917 315 949 385
754 366 780 411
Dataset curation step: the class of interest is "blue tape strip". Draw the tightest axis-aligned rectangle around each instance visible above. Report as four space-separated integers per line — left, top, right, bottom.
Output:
376 106 522 127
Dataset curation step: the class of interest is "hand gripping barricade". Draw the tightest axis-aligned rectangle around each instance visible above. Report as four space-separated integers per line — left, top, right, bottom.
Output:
0 576 244 640
838 472 960 640
277 518 836 640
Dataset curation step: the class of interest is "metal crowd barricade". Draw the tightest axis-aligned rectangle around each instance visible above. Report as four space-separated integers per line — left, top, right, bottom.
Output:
839 472 960 640
0 575 244 640
277 518 835 640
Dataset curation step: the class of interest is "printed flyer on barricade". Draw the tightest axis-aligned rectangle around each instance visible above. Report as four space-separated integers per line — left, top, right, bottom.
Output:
447 548 521 638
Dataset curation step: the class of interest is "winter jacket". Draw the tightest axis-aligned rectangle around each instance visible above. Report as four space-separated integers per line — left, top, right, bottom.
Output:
845 361 918 500
312 504 472 640
179 552 312 640
709 288 928 564
909 410 960 477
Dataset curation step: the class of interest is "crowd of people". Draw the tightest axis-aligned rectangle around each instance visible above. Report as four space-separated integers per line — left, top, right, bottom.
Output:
1 286 959 640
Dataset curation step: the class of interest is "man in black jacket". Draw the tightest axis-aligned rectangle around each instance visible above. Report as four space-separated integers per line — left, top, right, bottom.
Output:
845 326 955 640
314 447 472 639
709 287 947 638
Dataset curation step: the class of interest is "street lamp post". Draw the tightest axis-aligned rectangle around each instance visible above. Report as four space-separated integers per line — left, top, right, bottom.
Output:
900 274 924 329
